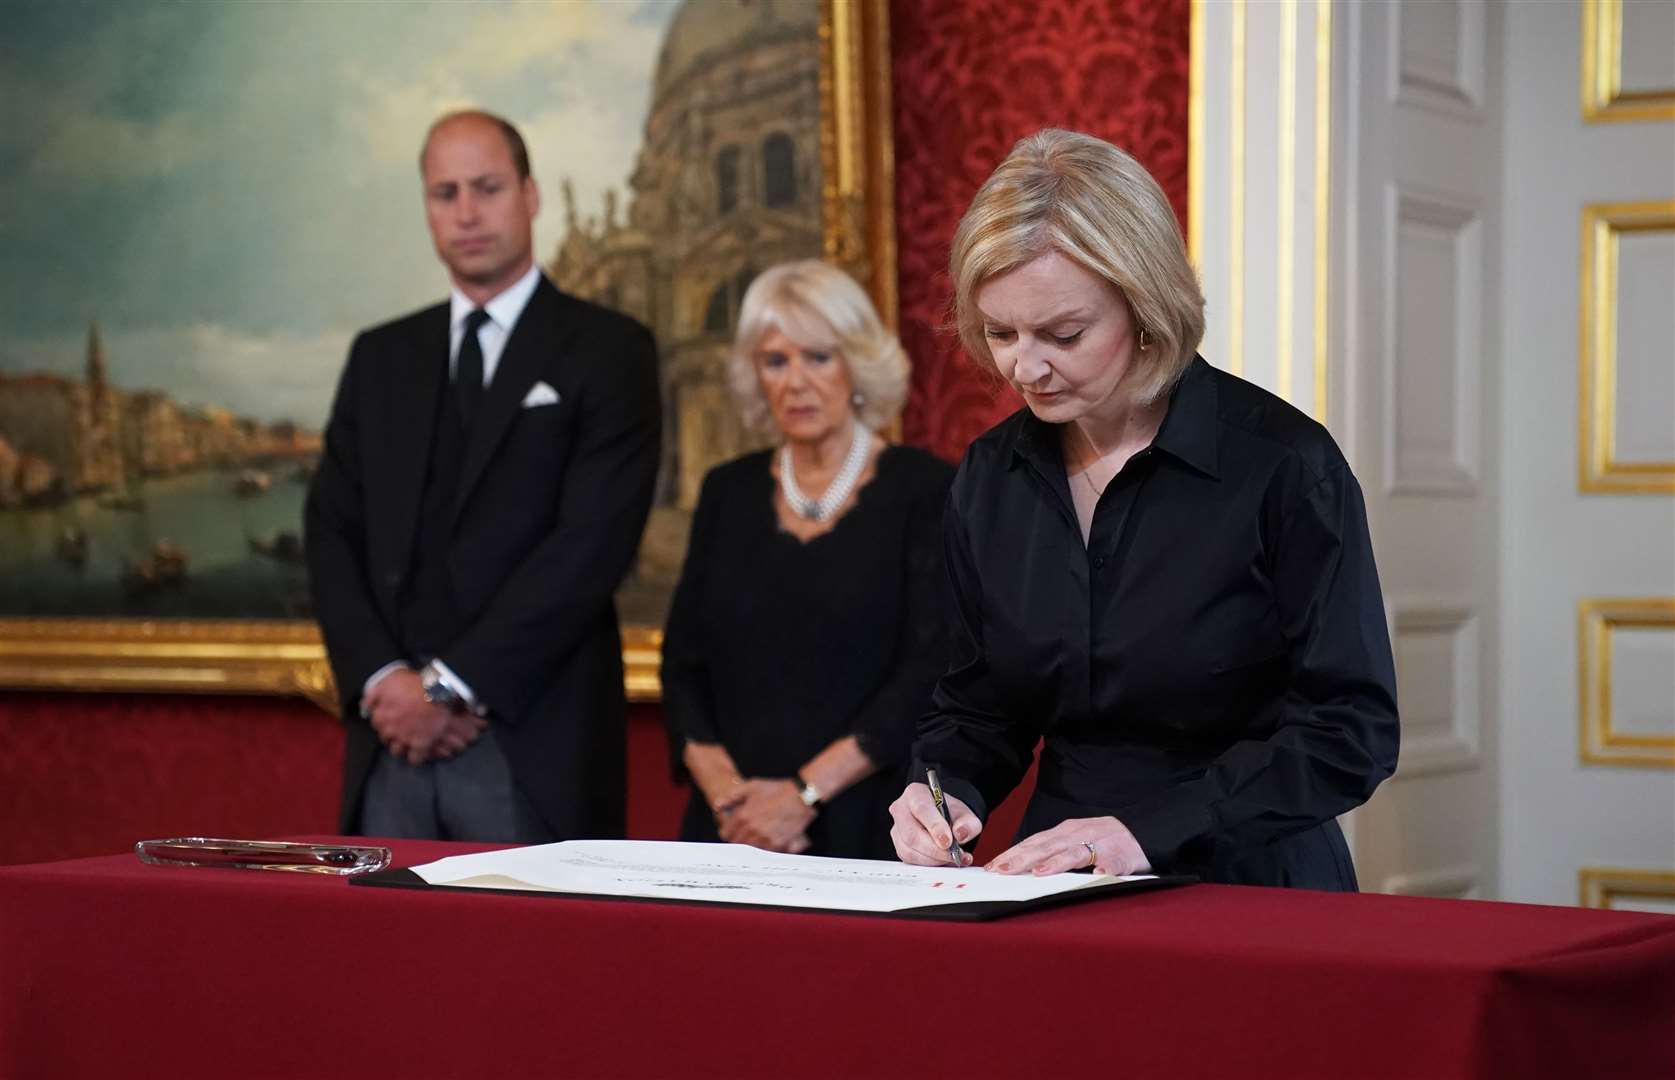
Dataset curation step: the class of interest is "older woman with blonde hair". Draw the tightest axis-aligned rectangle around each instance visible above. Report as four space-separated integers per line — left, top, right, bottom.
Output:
662 259 954 858
889 130 1398 889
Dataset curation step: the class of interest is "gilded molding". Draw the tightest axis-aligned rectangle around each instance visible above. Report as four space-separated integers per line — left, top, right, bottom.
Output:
1581 0 1675 123
1312 0 1331 424
1192 0 1331 419
1579 867 1675 909
820 0 898 330
0 618 665 709
0 616 659 706
1276 0 1297 405
1228 0 1246 377
1578 201 1675 493
620 625 664 704
0 619 338 712
1577 597 1675 768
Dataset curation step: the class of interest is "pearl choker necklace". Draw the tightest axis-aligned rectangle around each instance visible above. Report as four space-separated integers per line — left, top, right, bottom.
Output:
780 423 872 521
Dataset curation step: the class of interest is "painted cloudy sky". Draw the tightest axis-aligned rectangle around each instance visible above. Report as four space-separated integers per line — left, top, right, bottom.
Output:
0 0 679 427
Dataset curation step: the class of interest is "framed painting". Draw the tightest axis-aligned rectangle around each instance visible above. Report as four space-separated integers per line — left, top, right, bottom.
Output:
0 0 896 706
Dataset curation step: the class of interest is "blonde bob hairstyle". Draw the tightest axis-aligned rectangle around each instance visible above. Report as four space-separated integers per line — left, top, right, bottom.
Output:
729 259 909 435
950 128 1206 404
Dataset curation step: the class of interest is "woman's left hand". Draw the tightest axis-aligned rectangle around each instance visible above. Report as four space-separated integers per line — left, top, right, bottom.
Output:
717 778 817 852
986 816 1151 876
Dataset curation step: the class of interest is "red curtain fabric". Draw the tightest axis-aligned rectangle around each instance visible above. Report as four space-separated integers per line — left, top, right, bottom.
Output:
892 0 1192 462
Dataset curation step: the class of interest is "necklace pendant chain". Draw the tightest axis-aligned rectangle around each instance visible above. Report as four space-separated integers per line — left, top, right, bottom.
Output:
1075 423 1113 498
781 422 872 522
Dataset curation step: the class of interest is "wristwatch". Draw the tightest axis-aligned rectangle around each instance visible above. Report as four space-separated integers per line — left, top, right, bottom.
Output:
794 773 823 809
419 661 465 713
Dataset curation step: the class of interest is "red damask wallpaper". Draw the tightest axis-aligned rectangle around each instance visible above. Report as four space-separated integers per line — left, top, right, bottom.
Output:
0 693 341 866
0 693 685 864
891 0 1192 462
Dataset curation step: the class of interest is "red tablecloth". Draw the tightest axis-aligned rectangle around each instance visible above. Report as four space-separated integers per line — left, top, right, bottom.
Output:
1 839 1670 1080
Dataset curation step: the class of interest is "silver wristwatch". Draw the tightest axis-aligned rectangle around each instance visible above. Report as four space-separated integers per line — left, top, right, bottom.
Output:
419 661 465 713
794 773 823 809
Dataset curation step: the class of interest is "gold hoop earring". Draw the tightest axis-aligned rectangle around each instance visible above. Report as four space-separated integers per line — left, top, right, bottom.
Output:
1138 328 1154 352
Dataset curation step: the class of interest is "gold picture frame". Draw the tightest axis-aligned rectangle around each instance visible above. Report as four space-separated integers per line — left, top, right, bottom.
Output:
0 0 896 708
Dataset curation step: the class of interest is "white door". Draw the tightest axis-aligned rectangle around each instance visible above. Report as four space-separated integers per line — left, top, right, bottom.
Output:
1498 0 1675 909
1331 0 1506 901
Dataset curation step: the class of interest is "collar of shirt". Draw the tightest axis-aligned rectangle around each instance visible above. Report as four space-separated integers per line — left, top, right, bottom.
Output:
1007 354 1222 481
448 262 543 387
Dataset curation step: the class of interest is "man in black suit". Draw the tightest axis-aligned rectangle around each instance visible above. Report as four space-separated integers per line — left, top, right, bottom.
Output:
305 110 660 842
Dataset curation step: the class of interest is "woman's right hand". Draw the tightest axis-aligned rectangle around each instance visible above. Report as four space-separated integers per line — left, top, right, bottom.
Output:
889 782 981 866
682 741 745 816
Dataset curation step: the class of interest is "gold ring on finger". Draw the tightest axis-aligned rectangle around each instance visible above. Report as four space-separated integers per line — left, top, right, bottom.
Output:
1081 840 1097 869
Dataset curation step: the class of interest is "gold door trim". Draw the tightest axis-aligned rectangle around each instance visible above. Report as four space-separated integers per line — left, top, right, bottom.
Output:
1577 597 1675 768
1579 867 1675 909
1577 201 1675 494
1581 0 1675 123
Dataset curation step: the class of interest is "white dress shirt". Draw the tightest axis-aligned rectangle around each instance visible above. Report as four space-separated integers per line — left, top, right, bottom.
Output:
448 261 543 387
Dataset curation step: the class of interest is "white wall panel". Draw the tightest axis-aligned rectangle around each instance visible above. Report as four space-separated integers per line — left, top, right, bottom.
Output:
1381 863 1482 899
1392 0 1485 117
1612 626 1675 740
1613 230 1675 464
1614 896 1675 915
1385 187 1482 495
1499 0 1675 906
1620 0 1675 94
1390 601 1481 774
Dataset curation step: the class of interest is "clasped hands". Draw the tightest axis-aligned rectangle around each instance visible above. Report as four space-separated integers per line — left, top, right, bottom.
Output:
888 782 1150 876
684 742 814 854
362 668 486 766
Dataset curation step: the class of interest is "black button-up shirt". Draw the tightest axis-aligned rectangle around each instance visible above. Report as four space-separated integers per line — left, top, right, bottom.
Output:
917 356 1398 876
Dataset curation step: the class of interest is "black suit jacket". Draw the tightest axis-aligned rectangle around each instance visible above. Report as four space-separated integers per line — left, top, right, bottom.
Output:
304 276 661 839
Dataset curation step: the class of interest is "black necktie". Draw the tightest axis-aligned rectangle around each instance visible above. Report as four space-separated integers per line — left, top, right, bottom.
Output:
456 308 491 427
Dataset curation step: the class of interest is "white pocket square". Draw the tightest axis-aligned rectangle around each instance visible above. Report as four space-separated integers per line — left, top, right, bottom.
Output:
522 381 561 408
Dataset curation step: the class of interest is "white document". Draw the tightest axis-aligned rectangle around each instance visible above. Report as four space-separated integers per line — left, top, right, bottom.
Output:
409 839 1156 913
